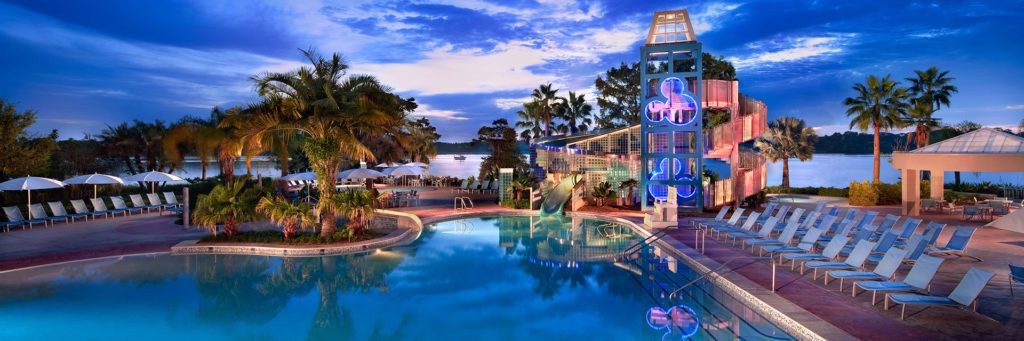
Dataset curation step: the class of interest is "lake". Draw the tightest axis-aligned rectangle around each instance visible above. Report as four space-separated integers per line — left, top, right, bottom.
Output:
166 153 1024 188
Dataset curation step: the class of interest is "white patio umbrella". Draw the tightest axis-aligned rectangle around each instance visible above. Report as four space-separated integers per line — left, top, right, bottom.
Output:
405 162 429 168
0 176 66 209
63 173 124 199
338 168 386 180
385 166 425 177
374 162 401 168
123 171 185 193
281 171 318 202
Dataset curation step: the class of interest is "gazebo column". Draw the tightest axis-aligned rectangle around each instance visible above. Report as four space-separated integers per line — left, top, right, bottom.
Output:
929 170 944 200
902 168 920 216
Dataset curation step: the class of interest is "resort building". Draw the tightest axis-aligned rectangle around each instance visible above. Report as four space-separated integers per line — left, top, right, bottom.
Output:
530 10 767 211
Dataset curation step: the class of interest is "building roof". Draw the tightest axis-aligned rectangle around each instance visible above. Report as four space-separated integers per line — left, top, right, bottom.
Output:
911 128 1024 154
646 10 696 45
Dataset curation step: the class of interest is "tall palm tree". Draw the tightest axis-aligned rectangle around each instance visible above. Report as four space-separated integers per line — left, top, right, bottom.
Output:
515 101 543 141
754 117 817 188
245 49 405 237
843 75 909 183
905 67 957 147
902 99 942 149
531 83 559 137
554 91 593 135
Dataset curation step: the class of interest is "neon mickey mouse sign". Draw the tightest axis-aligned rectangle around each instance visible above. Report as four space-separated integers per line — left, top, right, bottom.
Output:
644 77 698 126
647 158 697 201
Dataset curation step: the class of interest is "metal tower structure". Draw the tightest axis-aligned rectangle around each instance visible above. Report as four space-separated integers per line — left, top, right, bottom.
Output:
640 10 703 211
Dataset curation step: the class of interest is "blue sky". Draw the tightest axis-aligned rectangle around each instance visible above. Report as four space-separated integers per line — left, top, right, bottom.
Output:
0 0 1022 142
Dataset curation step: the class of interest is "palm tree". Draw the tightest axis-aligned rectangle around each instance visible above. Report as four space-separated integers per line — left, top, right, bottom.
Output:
193 179 261 237
902 99 942 148
323 188 377 237
905 67 957 147
554 91 593 135
515 101 544 141
843 74 909 183
531 83 559 137
754 117 817 188
244 49 406 237
257 196 316 240
592 182 616 207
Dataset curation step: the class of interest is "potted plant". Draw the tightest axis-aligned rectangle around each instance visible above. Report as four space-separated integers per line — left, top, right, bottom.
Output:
256 196 316 240
592 182 617 207
193 179 261 237
619 179 639 207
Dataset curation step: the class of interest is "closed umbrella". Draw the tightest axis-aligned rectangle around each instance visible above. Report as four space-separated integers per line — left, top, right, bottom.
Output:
64 173 124 199
123 171 186 193
0 176 66 209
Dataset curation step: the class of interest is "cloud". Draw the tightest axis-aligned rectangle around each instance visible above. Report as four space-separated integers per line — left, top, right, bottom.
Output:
909 28 964 39
414 104 469 120
495 97 532 110
422 0 604 22
729 35 849 69
690 2 742 35
1006 104 1024 110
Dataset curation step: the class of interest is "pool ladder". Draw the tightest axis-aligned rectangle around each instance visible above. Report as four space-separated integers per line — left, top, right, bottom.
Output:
454 196 474 211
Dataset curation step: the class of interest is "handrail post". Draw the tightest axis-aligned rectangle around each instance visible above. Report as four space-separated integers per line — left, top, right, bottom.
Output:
701 229 706 254
772 262 777 293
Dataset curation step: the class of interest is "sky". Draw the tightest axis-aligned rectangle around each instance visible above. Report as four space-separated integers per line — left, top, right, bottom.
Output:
0 0 1022 142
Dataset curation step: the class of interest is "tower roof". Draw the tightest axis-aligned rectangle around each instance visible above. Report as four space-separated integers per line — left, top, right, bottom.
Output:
646 10 696 45
911 128 1024 154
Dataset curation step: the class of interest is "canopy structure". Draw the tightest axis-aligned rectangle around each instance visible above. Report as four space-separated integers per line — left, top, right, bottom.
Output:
338 168 385 180
123 171 186 193
0 176 66 209
892 128 1024 217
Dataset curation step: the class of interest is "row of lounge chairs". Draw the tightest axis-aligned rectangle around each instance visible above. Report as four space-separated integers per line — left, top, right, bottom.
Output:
454 179 498 194
1 192 182 232
695 202 993 320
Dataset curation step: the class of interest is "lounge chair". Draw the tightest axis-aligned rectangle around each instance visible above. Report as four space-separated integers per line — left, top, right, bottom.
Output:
825 247 908 292
29 203 63 226
781 236 850 270
798 211 821 231
764 228 824 261
163 192 182 207
803 239 876 279
726 216 780 245
862 232 900 261
785 208 806 227
885 267 995 320
690 206 730 227
73 199 107 219
2 206 28 231
797 214 837 239
101 197 130 216
455 179 468 193
759 205 789 225
699 207 744 230
921 222 945 247
893 217 923 242
707 210 758 238
926 226 980 261
962 205 979 220
868 214 900 240
854 254 944 304
809 201 827 216
1010 264 1024 296
129 194 158 213
745 221 801 255
4 206 44 229
48 202 85 223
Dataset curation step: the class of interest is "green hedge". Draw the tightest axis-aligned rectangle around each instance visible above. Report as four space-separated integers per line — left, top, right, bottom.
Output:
848 181 879 206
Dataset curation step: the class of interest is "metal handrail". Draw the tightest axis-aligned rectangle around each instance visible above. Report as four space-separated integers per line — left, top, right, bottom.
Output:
667 255 769 300
620 229 669 256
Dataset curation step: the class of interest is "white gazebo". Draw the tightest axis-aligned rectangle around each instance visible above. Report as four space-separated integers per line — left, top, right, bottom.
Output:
892 128 1024 216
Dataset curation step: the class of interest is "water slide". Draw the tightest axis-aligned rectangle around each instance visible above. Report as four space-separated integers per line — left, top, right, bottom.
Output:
540 174 583 215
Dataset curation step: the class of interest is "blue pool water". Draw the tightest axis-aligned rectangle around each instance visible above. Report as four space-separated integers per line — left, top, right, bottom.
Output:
0 216 793 340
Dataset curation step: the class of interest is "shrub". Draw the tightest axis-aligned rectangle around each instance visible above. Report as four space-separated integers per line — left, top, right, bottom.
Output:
875 182 901 205
819 187 849 197
764 186 848 197
743 191 767 208
500 198 530 209
848 181 879 206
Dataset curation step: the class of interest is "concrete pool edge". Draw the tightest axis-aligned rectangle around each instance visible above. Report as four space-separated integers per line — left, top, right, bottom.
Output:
170 209 424 257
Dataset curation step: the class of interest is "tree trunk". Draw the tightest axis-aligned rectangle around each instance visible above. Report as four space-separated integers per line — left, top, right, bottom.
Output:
318 166 339 238
223 220 239 237
782 158 790 188
246 156 253 176
955 172 961 186
283 220 297 240
872 123 881 183
201 160 208 179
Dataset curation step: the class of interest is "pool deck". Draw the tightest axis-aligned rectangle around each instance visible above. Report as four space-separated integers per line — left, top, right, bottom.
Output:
2 188 1023 339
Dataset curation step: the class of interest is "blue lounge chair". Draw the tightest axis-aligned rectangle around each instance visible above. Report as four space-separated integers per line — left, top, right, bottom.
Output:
894 217 923 241
926 226 980 261
797 211 820 231
708 211 759 238
797 214 837 238
855 254 944 304
726 216 779 245
785 207 806 226
867 214 899 240
863 232 900 262
1010 264 1024 296
4 206 44 229
48 202 85 223
95 198 126 216
764 228 824 261
921 222 945 247
699 208 745 230
72 199 106 219
758 205 788 225
163 192 184 213
781 236 850 270
803 239 876 279
111 196 142 215
691 206 731 227
29 203 62 226
129 194 158 213
885 267 994 320
826 247 908 292
745 221 801 255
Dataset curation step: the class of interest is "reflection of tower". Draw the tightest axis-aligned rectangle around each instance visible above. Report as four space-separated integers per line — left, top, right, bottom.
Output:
640 10 703 211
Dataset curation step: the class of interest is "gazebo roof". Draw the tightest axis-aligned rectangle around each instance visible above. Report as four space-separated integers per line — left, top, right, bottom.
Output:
911 128 1024 154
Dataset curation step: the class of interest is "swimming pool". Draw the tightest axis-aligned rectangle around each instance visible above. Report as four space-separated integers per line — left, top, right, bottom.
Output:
0 215 793 340
377 186 438 193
